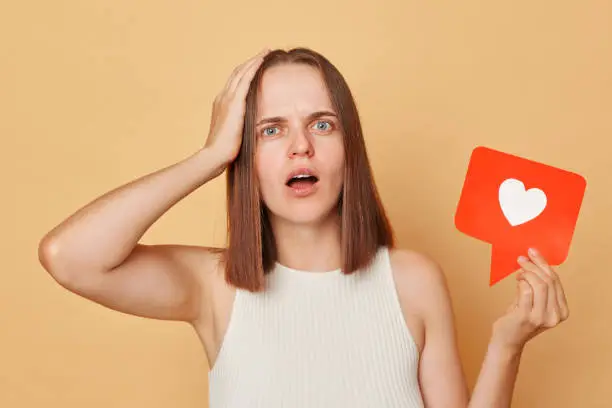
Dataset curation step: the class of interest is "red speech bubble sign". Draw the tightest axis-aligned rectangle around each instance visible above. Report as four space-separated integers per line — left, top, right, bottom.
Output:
455 146 587 285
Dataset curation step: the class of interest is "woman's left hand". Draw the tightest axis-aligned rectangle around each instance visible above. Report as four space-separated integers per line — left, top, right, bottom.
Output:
490 247 570 352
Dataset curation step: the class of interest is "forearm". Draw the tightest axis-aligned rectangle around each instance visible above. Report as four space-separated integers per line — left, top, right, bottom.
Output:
39 147 225 274
468 341 523 408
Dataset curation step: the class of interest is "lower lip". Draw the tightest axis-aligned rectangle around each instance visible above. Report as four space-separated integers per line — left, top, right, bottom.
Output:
287 182 319 197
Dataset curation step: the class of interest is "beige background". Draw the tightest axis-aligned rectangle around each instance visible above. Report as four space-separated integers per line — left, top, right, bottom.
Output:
2 1 611 407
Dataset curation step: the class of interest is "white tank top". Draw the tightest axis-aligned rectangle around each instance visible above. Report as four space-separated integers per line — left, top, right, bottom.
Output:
208 246 424 407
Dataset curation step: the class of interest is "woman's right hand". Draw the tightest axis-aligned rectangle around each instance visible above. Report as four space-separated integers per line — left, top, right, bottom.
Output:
204 48 270 168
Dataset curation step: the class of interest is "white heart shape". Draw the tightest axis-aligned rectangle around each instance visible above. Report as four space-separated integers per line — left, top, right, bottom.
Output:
498 178 547 226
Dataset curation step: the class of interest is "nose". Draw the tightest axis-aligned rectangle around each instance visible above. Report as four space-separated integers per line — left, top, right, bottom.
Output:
288 127 313 158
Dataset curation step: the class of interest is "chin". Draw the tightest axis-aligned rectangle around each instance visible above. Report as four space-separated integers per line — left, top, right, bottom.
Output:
266 200 340 226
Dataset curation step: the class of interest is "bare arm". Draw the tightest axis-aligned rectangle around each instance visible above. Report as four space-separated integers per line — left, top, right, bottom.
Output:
38 48 271 323
391 251 469 407
468 249 569 407
38 147 225 322
467 343 522 407
395 249 569 408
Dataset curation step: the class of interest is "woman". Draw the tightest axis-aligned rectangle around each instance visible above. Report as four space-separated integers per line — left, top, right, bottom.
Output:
38 47 569 407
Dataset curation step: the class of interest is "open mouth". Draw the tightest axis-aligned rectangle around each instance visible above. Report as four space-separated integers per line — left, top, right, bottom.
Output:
286 174 319 189
284 167 320 196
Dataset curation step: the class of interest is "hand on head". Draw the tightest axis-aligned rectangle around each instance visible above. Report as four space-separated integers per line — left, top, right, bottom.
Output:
204 48 271 168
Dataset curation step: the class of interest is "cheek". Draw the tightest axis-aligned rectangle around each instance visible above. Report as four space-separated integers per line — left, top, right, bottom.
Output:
327 143 345 184
254 150 280 196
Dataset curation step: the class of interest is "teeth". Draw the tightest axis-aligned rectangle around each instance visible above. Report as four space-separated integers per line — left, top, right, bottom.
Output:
293 174 311 179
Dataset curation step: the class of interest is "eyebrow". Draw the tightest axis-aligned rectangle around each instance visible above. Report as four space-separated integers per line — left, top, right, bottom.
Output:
255 110 338 127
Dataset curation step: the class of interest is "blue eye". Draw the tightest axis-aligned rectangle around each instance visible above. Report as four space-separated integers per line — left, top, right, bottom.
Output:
313 120 332 131
262 127 279 137
261 120 333 137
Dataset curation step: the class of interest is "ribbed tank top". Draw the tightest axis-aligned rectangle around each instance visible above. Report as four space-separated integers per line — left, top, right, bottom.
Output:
208 246 424 407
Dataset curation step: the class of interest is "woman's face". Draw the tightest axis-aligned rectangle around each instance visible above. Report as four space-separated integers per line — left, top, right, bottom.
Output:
254 63 345 226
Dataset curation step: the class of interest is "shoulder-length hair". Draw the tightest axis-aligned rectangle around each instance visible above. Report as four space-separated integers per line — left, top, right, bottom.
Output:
222 47 394 292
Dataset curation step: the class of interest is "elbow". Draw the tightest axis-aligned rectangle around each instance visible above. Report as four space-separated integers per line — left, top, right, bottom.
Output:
38 235 60 273
38 236 79 288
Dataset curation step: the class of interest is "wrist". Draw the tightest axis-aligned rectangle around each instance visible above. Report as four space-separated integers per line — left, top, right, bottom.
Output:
198 147 230 174
487 338 524 361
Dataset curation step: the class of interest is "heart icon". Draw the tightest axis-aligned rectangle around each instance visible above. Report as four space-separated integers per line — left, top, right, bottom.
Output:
498 178 547 226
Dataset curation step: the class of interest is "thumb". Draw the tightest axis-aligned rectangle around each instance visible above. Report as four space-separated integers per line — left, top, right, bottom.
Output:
506 274 523 313
517 278 533 313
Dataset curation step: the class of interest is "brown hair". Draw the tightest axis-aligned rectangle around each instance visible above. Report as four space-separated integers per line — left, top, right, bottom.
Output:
222 47 395 292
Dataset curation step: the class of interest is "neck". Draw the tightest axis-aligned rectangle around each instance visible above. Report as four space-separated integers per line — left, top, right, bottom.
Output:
269 213 342 272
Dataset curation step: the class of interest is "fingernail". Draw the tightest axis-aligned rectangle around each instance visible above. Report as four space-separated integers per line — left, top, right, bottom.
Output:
528 248 537 256
517 255 528 263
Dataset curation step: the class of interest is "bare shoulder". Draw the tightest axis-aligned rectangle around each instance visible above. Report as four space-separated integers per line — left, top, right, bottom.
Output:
388 248 449 293
388 248 453 325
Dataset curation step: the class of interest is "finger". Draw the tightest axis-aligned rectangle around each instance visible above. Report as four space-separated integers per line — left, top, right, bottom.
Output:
226 48 270 94
528 247 569 319
516 275 533 313
522 250 552 284
518 255 548 283
527 248 553 274
223 63 246 93
519 254 557 315
516 260 548 325
220 49 265 95
551 268 570 320
506 276 520 312
527 248 567 322
232 51 269 95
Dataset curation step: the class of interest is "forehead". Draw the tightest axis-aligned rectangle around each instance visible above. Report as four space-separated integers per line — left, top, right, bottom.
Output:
256 64 335 118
